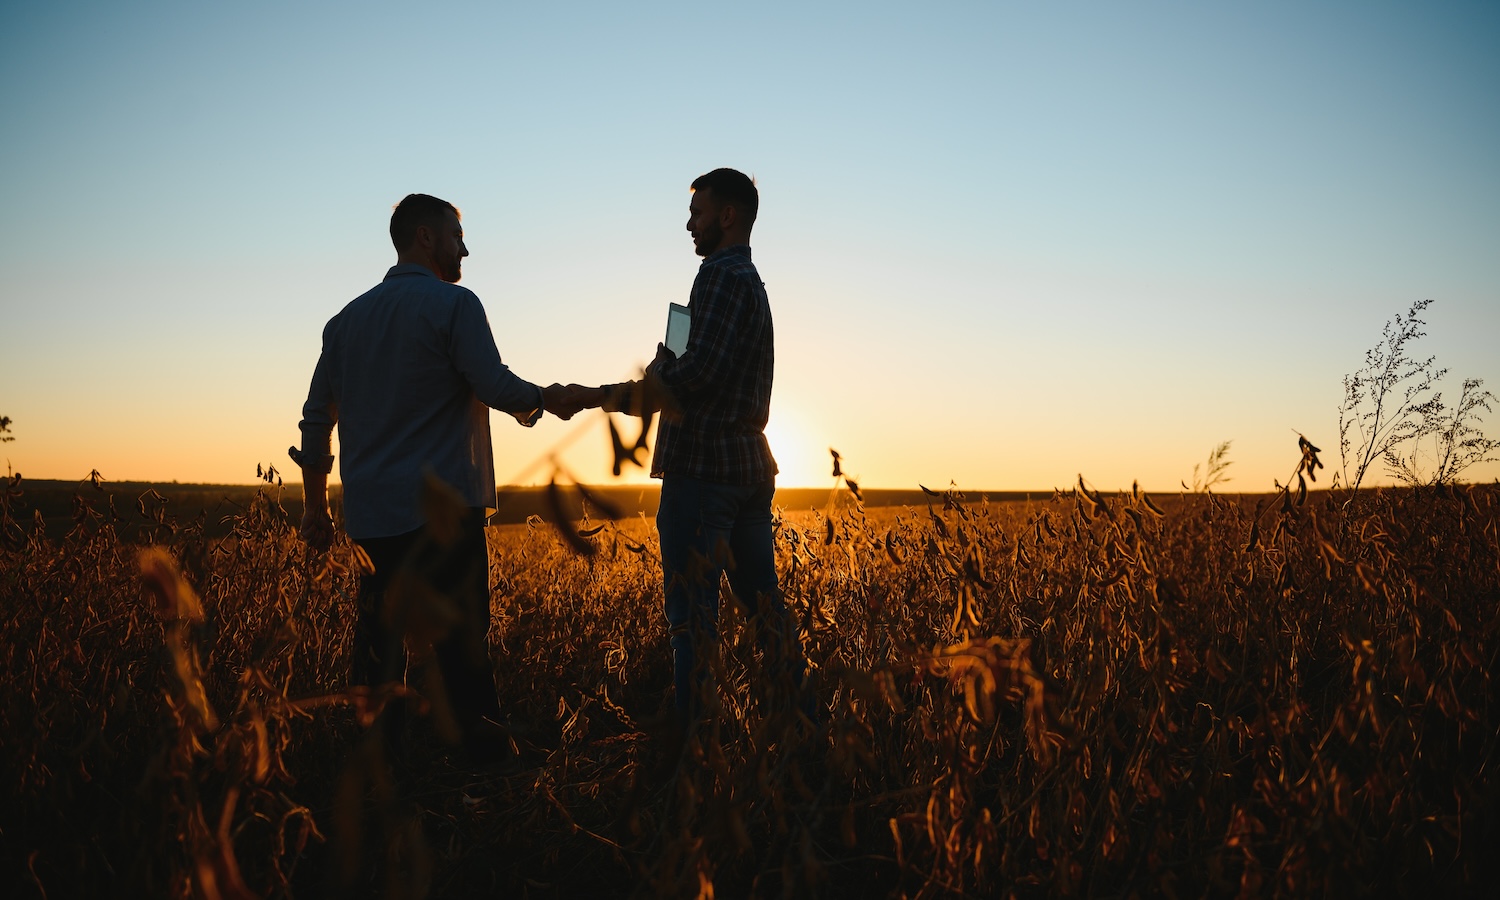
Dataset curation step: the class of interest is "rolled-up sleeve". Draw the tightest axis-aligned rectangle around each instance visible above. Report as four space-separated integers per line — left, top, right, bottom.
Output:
450 293 544 425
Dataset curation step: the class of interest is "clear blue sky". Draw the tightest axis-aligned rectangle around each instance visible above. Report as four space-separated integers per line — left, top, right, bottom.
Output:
2 1 1496 491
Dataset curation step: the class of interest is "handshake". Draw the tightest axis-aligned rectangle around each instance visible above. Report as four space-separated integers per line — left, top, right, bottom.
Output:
541 383 606 421
538 345 680 422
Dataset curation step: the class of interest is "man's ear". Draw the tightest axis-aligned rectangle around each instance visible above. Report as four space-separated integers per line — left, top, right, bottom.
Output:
412 222 435 251
718 203 738 230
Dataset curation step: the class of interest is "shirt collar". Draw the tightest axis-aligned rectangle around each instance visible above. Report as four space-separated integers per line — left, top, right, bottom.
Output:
384 263 438 280
701 244 751 266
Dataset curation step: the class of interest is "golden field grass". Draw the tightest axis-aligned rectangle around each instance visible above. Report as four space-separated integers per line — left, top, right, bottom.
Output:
1 473 1497 898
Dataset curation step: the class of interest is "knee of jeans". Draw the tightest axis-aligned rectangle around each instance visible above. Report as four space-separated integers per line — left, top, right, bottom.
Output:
664 588 692 631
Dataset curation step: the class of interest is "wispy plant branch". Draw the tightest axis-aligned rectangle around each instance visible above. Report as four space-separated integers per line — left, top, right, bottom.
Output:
1337 299 1494 495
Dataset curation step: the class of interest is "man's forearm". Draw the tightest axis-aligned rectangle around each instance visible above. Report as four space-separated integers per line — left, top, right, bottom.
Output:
303 469 329 513
296 462 335 550
602 375 677 417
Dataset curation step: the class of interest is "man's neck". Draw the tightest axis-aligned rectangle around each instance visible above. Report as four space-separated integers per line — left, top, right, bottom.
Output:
705 239 751 257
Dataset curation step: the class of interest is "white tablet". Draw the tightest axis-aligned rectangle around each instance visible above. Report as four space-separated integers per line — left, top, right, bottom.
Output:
665 303 691 358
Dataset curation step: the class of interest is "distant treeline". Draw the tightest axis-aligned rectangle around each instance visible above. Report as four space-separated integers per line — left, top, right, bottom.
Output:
13 479 1052 540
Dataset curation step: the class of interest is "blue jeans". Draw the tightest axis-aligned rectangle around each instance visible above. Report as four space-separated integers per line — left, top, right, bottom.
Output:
656 475 804 715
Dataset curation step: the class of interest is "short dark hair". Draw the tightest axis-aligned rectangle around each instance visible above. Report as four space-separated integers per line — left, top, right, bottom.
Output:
690 168 758 227
390 193 459 252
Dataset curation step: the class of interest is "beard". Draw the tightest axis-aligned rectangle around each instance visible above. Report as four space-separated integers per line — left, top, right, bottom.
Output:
693 221 723 257
435 256 462 283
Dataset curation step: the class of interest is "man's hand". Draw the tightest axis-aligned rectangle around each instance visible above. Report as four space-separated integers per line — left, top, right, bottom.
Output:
296 463 335 552
644 342 676 379
637 345 683 419
300 505 335 552
543 383 605 420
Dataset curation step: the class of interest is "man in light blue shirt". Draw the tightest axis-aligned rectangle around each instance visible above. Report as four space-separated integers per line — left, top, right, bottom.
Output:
293 193 572 761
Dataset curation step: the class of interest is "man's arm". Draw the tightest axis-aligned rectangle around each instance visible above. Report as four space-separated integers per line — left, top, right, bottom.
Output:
294 335 338 550
298 465 335 551
545 361 680 422
449 293 550 425
601 353 680 418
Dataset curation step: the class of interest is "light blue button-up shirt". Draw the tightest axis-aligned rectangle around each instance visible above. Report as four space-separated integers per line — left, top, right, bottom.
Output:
299 264 543 539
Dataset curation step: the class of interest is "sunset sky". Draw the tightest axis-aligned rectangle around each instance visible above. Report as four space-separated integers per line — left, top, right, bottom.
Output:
2 1 1497 494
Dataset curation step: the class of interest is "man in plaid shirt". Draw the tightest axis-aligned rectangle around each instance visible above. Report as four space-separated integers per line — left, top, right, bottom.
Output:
573 168 805 719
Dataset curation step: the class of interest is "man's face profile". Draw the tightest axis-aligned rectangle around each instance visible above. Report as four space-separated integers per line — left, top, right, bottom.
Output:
686 190 725 258
429 210 468 283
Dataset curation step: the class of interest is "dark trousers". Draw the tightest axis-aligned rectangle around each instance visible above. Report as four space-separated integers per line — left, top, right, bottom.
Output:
656 475 806 716
352 508 503 739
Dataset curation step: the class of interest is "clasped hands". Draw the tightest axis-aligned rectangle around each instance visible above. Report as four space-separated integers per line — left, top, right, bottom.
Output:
541 383 605 420
541 344 678 421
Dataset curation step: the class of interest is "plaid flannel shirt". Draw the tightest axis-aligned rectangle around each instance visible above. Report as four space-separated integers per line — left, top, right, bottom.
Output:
651 245 778 484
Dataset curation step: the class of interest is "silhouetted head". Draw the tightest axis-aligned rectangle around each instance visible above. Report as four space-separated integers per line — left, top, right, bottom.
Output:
687 168 757 257
391 193 468 283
